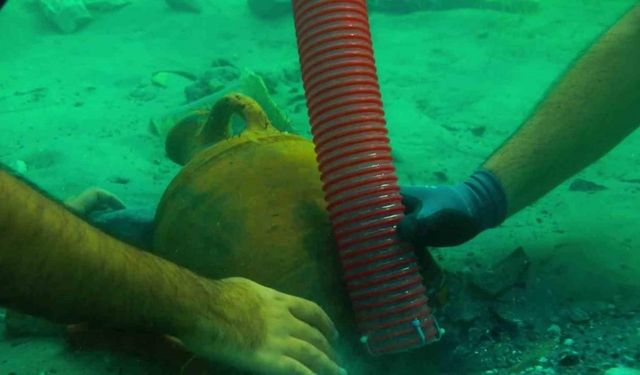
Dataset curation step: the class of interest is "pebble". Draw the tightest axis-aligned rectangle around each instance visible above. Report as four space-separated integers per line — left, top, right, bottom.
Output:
129 84 157 102
108 176 130 184
604 368 640 375
13 159 28 174
469 247 530 296
623 355 636 364
39 0 92 33
559 350 581 366
446 297 485 323
568 307 591 323
547 324 561 336
84 0 130 11
203 66 240 82
563 338 574 346
521 366 556 374
568 178 607 192
184 81 213 102
165 0 202 12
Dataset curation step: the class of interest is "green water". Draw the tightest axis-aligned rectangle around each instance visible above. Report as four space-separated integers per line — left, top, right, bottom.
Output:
0 0 639 374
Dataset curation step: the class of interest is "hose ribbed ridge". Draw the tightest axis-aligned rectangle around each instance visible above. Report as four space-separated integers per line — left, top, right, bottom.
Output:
292 0 441 355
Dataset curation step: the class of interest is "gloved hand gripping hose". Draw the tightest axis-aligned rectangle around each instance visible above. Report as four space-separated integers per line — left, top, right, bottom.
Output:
291 0 443 355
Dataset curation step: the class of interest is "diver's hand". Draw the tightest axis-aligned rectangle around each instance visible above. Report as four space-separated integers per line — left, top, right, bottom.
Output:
398 170 507 247
179 277 345 375
65 187 126 215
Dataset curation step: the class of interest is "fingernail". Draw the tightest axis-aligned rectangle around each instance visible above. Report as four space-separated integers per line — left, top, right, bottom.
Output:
339 367 348 375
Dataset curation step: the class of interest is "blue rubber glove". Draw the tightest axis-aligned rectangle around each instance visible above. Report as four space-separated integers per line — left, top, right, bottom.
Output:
398 170 508 247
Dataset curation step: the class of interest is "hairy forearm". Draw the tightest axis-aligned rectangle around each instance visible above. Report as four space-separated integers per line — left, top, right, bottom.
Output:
0 169 219 337
483 3 640 215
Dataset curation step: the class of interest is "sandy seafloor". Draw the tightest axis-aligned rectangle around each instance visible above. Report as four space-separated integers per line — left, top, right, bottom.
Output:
0 0 639 374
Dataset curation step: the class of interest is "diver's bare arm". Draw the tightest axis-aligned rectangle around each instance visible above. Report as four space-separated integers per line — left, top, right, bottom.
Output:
0 169 221 337
0 169 343 375
483 3 640 215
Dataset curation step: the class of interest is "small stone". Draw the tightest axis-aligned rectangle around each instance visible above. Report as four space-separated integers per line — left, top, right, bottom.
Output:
568 307 591 323
368 0 422 13
623 356 636 364
84 0 130 12
433 170 448 182
547 324 561 336
247 0 291 19
108 176 130 184
445 297 486 323
210 58 235 68
491 300 526 328
470 126 486 137
13 159 28 174
558 351 580 366
470 247 530 297
129 84 157 102
604 368 640 375
563 338 575 346
183 75 225 103
468 326 490 343
569 178 607 192
39 0 92 33
611 351 621 359
282 66 301 83
150 70 195 88
184 81 212 102
203 66 240 82
165 0 202 12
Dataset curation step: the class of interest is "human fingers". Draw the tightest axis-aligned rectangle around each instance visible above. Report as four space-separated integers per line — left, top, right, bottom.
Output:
290 319 337 361
288 298 338 343
399 186 424 214
270 356 315 375
284 337 344 375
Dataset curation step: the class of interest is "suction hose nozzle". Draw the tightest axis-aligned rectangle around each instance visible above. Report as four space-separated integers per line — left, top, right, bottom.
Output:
292 0 443 355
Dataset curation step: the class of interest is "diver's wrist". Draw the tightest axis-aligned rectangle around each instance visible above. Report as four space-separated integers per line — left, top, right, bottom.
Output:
463 169 508 229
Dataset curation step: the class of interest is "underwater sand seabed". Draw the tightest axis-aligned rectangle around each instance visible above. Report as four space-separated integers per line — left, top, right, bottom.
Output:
0 0 639 374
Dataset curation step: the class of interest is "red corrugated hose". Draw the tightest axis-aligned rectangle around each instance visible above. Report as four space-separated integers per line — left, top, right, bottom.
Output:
292 0 443 355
